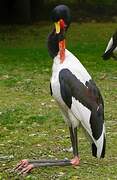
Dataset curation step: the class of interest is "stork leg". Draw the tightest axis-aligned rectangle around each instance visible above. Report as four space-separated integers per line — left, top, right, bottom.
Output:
69 126 80 165
14 127 80 175
14 159 71 175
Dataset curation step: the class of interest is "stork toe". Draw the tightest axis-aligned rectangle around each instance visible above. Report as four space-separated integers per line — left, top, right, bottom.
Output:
14 159 29 172
18 164 34 175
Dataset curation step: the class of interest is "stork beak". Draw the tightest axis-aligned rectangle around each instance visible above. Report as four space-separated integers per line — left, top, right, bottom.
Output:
55 20 66 63
55 21 60 34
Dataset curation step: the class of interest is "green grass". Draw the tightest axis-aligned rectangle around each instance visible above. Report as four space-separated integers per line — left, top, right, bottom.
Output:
0 22 117 179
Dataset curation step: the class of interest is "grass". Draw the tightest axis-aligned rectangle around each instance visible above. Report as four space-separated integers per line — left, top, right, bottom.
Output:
0 22 117 179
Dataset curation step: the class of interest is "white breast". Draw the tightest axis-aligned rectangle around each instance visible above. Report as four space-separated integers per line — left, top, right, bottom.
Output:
51 49 91 85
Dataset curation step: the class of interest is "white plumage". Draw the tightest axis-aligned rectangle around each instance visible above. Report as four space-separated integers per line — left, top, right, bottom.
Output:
51 49 105 158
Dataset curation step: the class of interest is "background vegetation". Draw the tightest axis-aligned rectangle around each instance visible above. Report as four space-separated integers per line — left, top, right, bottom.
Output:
0 0 117 24
0 22 116 179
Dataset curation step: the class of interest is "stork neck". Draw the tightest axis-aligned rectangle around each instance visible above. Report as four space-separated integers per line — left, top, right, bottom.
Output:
47 29 59 59
59 39 66 63
48 29 66 59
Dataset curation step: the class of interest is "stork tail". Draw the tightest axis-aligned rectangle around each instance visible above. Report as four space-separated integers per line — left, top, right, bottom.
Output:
92 135 106 158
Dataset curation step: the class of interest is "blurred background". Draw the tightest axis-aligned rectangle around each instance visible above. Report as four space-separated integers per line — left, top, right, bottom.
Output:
0 0 117 24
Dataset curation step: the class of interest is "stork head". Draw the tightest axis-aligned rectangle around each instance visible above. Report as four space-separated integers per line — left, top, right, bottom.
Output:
51 5 71 62
51 4 71 33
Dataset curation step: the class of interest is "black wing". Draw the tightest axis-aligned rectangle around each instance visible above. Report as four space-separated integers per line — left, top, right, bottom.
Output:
59 68 104 140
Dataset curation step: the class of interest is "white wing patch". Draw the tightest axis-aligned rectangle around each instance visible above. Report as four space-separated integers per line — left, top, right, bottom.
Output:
71 97 91 132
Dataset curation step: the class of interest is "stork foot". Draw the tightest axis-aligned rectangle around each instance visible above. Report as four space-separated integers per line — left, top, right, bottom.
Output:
71 156 80 166
13 159 34 175
17 164 34 175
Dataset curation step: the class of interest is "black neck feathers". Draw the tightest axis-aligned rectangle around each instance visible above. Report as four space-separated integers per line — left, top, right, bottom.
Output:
47 29 59 59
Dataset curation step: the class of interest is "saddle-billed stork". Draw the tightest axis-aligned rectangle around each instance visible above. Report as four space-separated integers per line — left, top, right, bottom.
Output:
15 5 106 175
102 30 117 60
